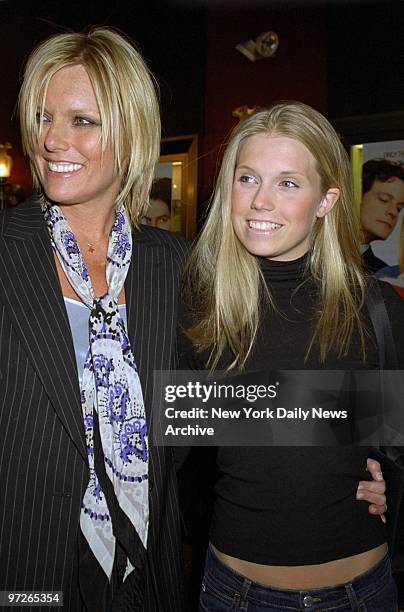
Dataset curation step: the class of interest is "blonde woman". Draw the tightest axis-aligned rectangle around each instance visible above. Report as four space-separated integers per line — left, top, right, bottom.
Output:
0 28 188 610
180 102 403 611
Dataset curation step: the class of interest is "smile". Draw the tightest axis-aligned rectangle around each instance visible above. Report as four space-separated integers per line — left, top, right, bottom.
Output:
248 220 283 231
377 219 393 229
47 161 83 173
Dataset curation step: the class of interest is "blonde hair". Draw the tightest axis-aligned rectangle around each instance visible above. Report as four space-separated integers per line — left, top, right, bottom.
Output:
18 27 160 226
184 101 366 369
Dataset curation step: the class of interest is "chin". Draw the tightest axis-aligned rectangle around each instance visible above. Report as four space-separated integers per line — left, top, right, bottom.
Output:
373 232 391 242
236 235 276 258
42 187 81 205
239 243 277 259
44 195 73 206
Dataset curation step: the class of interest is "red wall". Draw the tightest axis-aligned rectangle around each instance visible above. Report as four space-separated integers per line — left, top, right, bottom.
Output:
0 12 57 195
0 4 327 212
199 6 327 208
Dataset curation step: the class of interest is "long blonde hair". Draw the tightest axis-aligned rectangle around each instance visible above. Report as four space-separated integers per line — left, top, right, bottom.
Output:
184 102 366 369
18 27 160 227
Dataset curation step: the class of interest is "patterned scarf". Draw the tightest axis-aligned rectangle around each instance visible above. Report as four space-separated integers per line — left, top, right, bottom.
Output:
42 201 149 580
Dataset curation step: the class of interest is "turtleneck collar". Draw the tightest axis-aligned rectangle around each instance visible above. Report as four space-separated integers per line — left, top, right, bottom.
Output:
258 253 309 284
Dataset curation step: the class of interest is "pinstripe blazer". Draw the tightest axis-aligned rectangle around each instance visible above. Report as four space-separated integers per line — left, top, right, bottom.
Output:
0 198 189 611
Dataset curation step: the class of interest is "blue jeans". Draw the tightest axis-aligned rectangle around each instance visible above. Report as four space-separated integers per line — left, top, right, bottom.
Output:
198 544 398 611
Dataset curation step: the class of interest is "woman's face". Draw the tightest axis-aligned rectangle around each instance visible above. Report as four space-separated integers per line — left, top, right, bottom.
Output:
231 134 338 261
34 64 121 212
360 177 404 243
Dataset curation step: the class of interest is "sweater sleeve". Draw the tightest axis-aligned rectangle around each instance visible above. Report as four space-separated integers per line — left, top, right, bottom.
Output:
177 296 209 371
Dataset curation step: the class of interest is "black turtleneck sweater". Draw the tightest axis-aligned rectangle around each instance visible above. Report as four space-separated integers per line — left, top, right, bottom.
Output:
178 255 404 565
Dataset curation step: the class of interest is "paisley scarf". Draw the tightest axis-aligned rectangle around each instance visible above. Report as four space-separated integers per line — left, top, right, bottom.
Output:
42 201 148 580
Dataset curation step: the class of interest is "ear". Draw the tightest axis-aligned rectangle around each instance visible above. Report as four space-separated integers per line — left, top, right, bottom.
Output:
316 188 340 218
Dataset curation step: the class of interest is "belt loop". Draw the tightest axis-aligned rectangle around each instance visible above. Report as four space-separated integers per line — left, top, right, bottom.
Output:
240 578 252 600
345 583 359 609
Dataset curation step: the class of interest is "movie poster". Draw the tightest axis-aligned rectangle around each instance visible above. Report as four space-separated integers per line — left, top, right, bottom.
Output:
355 140 404 299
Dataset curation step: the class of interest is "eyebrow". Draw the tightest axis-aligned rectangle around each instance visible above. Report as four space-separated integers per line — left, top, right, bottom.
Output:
69 108 101 116
39 106 101 117
236 164 307 177
235 164 256 172
278 170 307 177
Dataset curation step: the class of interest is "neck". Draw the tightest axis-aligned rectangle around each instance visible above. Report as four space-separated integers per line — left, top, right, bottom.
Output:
59 202 117 242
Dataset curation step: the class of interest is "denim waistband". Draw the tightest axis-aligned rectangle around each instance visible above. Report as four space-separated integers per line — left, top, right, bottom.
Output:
205 543 393 609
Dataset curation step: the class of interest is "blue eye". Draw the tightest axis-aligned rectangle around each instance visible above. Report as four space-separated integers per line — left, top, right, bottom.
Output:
239 175 257 184
73 116 99 126
280 180 299 188
35 111 50 124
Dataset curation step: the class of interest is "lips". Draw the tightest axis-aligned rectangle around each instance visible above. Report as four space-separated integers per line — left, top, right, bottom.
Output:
377 219 393 230
47 161 83 173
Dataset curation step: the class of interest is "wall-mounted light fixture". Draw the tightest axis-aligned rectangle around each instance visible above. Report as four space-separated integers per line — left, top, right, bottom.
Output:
236 31 279 62
0 142 12 209
232 105 261 122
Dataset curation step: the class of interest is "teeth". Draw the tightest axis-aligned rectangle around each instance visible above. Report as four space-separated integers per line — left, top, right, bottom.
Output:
248 220 282 231
48 162 83 173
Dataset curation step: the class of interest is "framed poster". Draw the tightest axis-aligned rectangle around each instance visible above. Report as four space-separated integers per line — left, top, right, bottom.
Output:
351 140 404 298
333 111 404 299
141 134 198 239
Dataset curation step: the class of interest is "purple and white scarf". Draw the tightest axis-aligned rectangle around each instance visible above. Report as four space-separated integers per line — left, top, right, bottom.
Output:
42 201 148 580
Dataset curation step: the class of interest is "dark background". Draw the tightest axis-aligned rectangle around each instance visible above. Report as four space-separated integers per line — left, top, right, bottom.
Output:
0 0 403 217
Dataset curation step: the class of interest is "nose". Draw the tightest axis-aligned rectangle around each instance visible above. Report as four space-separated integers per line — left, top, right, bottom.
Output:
43 120 69 153
250 184 274 211
385 201 400 220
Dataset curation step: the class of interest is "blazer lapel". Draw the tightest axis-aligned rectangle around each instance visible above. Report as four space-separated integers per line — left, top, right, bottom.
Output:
125 229 163 417
0 199 87 462
125 226 184 424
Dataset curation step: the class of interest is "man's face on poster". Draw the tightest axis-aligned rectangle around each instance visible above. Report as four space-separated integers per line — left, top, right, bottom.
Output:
360 176 404 243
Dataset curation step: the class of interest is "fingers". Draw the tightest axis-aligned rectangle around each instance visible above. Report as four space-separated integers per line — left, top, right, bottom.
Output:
359 459 388 523
368 505 387 523
366 458 383 482
357 480 385 495
357 486 386 506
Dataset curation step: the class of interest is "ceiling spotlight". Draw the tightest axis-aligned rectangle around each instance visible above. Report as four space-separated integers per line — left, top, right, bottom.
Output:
236 31 279 62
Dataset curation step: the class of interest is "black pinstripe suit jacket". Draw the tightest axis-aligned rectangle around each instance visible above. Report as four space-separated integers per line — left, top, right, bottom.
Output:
0 198 189 611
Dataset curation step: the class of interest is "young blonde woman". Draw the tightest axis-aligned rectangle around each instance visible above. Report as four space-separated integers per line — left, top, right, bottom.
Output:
179 102 403 611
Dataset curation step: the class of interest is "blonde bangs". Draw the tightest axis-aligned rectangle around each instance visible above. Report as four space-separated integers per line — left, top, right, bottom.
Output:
18 27 160 227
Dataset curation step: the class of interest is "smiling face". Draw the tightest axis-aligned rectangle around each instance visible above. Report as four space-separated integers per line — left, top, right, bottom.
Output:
34 64 122 213
360 177 404 243
231 134 339 261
